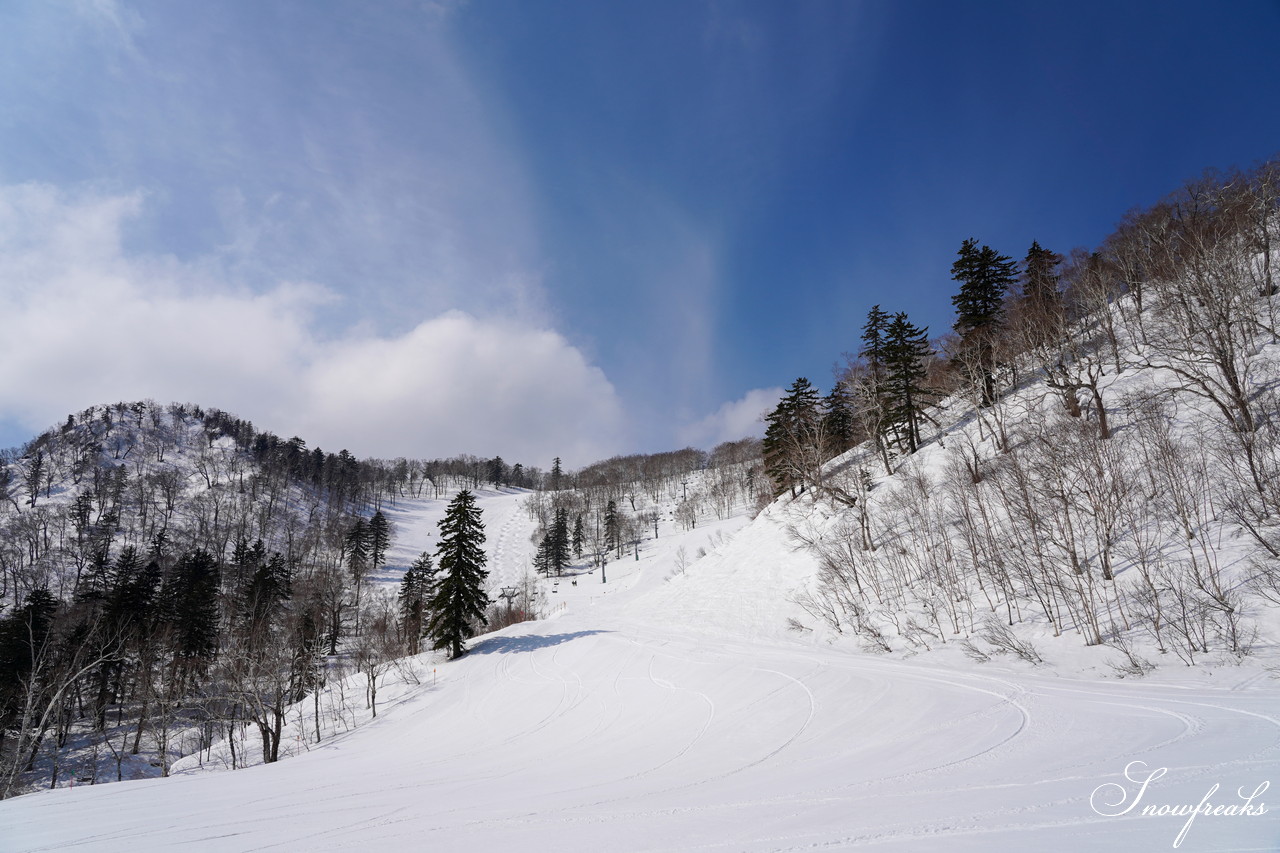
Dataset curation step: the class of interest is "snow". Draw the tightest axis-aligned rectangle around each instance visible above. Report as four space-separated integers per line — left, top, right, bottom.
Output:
2 489 1278 852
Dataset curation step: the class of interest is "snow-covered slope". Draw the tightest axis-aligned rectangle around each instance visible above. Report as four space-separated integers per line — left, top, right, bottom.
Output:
3 487 1277 852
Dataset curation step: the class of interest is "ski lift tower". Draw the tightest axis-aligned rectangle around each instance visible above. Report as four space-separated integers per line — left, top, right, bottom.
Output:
498 586 517 619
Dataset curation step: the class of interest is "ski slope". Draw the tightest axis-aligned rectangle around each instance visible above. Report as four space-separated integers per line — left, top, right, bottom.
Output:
2 491 1278 852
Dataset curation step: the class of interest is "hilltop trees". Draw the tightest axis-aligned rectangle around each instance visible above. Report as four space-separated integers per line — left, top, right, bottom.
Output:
426 491 490 659
950 238 1018 406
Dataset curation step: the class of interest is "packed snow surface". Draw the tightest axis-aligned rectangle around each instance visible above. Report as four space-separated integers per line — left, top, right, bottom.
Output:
2 491 1278 852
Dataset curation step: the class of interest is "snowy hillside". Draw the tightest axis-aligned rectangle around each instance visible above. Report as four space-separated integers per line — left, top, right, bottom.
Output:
2 477 1277 851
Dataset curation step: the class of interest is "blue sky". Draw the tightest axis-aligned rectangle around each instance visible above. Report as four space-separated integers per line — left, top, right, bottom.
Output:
1 1 1278 467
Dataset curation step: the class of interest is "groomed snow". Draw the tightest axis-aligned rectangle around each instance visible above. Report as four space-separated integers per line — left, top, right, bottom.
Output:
2 490 1277 852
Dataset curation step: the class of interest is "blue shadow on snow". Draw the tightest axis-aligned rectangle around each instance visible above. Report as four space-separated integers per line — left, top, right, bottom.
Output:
469 630 609 655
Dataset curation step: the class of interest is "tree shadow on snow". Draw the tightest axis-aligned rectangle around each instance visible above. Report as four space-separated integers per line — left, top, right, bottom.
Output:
469 630 609 655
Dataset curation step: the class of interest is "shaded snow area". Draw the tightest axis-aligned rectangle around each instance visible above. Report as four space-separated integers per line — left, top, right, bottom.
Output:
3 489 1279 852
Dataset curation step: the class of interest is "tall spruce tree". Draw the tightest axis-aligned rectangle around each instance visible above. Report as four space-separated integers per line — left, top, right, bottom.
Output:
487 456 507 488
856 306 895 470
345 518 369 586
572 514 585 559
163 549 221 667
762 378 822 496
1021 240 1063 309
860 305 891 384
368 511 391 573
399 551 435 656
549 507 571 577
950 238 1017 406
883 312 933 453
821 383 856 458
242 552 290 640
533 532 553 576
603 500 621 559
426 491 489 659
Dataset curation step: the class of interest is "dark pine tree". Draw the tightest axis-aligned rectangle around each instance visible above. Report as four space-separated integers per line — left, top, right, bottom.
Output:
821 383 856 458
859 304 891 385
426 490 490 659
23 452 43 507
549 507 571 577
242 552 290 643
950 238 1018 406
533 532 552 576
368 511 391 572
762 378 822 497
857 305 895 468
603 500 621 559
882 312 933 453
399 551 435 656
550 457 563 491
488 456 508 488
345 518 370 586
163 549 222 673
1021 240 1063 309
0 589 60 741
572 514 585 559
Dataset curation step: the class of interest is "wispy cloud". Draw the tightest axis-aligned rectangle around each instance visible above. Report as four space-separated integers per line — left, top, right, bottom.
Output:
71 0 145 61
676 386 781 449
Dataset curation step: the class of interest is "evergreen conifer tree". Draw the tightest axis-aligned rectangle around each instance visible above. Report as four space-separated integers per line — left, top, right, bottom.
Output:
603 500 621 559
859 305 891 383
368 511 391 572
162 549 221 666
533 532 552 576
550 457 563 491
950 238 1017 406
762 378 822 496
242 552 290 640
821 383 856 458
855 306 896 469
23 452 43 507
572 514 585 558
549 507 571 576
426 490 490 659
1021 241 1063 309
487 456 506 488
399 551 435 655
882 312 933 453
345 519 369 585
0 589 59 736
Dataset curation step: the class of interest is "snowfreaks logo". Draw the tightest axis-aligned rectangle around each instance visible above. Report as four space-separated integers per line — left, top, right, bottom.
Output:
1090 761 1270 848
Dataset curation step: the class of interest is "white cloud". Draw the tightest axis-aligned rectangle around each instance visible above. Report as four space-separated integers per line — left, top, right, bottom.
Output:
676 386 782 449
0 183 625 467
